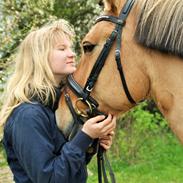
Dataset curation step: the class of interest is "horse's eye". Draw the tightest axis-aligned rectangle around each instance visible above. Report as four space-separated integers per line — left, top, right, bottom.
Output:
83 43 96 53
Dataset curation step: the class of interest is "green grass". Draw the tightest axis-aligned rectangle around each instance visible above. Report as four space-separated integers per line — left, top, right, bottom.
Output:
87 133 183 183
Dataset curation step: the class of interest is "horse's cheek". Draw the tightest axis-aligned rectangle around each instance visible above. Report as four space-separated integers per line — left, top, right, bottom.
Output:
55 101 73 134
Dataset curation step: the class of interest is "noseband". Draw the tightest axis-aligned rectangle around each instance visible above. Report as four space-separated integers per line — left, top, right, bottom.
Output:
64 0 135 183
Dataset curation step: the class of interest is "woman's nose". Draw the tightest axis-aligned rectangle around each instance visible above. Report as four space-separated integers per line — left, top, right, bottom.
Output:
68 49 76 57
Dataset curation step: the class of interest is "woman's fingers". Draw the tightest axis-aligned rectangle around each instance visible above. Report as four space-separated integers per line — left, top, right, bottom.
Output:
87 115 106 124
108 130 115 136
100 143 111 150
82 114 116 139
99 115 116 150
100 132 114 140
99 115 116 136
99 137 112 150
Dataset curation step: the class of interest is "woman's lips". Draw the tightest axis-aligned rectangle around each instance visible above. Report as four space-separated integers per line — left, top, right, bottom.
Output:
66 61 74 64
66 61 76 66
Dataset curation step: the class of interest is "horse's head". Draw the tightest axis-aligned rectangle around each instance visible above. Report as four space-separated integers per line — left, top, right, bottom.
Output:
56 0 152 138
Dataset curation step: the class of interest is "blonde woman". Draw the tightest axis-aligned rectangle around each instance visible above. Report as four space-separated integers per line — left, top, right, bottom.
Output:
0 19 116 183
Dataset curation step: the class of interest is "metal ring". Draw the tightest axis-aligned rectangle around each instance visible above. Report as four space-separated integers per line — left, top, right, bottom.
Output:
75 98 93 118
86 85 93 92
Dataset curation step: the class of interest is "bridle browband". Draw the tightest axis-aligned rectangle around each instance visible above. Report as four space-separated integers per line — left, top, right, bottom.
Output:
64 0 136 183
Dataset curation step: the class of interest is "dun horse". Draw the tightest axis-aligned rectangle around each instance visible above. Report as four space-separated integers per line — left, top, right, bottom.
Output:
56 0 183 144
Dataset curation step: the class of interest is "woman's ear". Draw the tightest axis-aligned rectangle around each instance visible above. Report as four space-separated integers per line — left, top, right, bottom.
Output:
103 0 118 15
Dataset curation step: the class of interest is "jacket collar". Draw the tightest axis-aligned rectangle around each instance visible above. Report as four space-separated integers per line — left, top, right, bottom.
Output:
51 86 63 112
31 85 63 112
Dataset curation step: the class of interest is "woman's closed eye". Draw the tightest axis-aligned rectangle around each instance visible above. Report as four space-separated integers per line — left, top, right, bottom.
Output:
57 46 65 51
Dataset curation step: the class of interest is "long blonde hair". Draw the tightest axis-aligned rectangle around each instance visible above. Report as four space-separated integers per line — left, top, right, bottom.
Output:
0 19 75 127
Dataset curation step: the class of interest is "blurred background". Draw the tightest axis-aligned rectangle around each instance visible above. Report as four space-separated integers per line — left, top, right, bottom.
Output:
0 0 183 182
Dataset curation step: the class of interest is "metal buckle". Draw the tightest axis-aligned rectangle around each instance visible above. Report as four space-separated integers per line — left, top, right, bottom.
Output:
75 98 93 118
86 85 93 92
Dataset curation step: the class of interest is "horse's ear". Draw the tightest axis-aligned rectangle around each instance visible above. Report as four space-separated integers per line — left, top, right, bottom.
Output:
98 0 104 6
103 0 118 15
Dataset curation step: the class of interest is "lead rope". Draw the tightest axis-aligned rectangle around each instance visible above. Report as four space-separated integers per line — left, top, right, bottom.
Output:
64 90 116 183
97 145 116 183
91 109 116 183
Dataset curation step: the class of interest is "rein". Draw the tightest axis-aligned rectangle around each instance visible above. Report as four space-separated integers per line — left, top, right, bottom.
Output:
64 0 136 183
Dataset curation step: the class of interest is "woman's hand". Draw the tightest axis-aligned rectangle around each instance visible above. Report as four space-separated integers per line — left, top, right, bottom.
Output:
82 114 116 139
99 130 115 150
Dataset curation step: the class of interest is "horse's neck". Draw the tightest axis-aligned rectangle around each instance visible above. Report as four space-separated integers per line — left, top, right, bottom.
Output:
145 51 183 143
146 51 183 115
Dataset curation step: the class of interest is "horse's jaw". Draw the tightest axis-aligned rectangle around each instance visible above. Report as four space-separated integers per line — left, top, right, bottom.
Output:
55 105 74 138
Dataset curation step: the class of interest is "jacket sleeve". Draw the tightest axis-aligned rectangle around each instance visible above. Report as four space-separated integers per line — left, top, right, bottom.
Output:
12 106 93 183
85 139 98 164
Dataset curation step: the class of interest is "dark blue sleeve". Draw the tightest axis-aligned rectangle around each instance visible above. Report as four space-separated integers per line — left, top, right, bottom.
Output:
12 106 93 183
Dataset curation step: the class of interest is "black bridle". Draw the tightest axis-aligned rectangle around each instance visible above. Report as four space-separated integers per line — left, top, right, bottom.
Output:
64 0 136 183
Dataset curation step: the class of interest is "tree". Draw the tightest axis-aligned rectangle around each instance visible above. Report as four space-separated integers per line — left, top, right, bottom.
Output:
53 0 101 53
0 0 101 91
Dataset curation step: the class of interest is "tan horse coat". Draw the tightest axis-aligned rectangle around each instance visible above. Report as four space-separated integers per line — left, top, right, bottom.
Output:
56 0 183 143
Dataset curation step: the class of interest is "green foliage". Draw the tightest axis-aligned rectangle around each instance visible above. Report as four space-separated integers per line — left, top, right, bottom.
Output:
0 0 101 91
87 103 183 182
53 0 101 54
0 0 56 61
111 101 168 165
0 0 57 91
0 140 7 167
87 132 183 183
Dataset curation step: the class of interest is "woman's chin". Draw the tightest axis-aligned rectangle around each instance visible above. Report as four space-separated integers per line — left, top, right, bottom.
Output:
70 67 77 73
65 69 76 75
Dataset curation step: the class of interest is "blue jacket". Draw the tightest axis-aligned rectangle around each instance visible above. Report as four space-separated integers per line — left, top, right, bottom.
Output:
3 92 94 183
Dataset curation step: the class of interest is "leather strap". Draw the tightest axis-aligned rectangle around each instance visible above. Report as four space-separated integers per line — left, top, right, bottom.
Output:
97 146 116 183
83 0 136 104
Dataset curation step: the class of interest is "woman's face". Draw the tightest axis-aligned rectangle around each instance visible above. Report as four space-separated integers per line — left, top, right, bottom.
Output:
49 36 76 84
